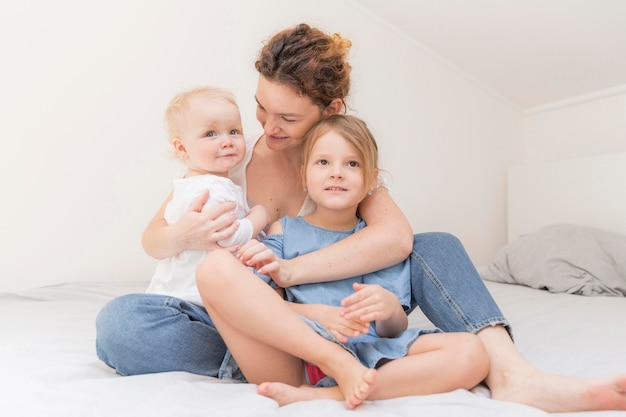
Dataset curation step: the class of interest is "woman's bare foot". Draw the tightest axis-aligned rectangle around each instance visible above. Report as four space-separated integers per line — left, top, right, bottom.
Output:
258 382 342 405
490 368 626 412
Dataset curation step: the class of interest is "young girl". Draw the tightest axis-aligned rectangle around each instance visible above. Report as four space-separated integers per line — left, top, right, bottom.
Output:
196 114 490 408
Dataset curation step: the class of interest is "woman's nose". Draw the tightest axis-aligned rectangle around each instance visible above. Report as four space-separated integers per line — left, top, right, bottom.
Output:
264 118 280 135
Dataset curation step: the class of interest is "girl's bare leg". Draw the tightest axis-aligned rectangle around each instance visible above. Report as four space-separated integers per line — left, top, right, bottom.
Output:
365 332 489 400
259 332 489 405
480 326 626 412
196 250 376 408
258 382 342 405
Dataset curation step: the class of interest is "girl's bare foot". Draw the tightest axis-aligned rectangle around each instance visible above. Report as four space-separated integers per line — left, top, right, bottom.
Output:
336 367 377 408
258 382 342 405
315 353 377 408
491 369 626 412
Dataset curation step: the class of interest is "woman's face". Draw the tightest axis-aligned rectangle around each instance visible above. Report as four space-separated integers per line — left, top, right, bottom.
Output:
255 75 324 152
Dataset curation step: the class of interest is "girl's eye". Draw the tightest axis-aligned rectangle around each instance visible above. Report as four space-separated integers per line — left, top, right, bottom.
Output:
348 161 359 167
317 159 328 166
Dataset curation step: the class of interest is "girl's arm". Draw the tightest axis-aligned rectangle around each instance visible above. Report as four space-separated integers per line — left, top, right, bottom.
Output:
142 190 239 259
276 187 413 286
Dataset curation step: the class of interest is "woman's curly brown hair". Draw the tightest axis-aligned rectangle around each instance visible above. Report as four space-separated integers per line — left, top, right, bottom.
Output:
255 23 352 111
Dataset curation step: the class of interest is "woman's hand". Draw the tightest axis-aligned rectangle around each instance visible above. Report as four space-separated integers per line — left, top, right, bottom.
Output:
142 190 239 259
176 191 240 250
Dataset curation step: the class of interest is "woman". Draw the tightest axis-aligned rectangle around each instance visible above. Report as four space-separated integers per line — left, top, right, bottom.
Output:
96 23 626 412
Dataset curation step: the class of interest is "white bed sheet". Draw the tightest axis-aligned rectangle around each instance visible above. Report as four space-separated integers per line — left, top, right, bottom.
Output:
1 280 625 417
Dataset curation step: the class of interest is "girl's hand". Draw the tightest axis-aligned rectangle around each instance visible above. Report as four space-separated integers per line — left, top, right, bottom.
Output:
340 282 397 323
237 239 281 277
341 282 408 338
317 305 370 343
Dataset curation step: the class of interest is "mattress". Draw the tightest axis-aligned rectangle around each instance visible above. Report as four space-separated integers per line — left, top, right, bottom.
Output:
1 279 624 417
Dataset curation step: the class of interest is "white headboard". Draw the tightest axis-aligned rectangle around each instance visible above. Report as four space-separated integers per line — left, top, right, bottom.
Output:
507 152 626 242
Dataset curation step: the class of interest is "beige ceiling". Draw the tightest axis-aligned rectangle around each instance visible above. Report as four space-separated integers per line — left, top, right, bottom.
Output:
355 0 626 110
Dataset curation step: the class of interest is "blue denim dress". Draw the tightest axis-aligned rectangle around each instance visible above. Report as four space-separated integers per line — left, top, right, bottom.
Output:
259 216 440 369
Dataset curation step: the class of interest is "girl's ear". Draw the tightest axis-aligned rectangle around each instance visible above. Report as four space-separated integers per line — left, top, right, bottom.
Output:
172 137 188 159
324 98 344 116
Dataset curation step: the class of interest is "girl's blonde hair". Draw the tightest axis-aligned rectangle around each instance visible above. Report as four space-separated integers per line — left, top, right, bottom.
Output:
164 86 238 142
301 114 379 197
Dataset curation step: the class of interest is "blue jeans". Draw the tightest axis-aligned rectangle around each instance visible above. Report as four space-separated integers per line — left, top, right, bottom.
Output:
95 294 244 380
95 232 509 378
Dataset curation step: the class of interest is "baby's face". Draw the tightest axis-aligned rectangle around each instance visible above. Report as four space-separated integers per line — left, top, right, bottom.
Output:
175 96 245 177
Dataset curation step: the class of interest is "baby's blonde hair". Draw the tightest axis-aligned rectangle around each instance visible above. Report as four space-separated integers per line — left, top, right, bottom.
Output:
164 85 238 142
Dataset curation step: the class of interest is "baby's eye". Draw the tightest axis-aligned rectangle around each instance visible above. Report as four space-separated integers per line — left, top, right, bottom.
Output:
205 131 216 138
230 129 240 135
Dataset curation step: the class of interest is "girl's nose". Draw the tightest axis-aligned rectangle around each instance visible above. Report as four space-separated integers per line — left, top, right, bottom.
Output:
330 167 344 178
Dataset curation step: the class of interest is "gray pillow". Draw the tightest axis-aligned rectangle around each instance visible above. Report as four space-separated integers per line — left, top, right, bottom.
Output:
479 224 626 296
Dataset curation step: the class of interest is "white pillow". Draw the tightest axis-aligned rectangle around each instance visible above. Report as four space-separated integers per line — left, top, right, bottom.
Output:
479 224 626 296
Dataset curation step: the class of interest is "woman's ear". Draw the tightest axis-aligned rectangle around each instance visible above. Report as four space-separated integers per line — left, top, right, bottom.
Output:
324 98 344 116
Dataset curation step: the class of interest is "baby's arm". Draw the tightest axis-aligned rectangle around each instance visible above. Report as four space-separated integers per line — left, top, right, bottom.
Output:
341 282 408 338
246 204 270 238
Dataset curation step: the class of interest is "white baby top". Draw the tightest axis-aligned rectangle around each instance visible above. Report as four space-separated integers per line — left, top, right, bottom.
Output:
146 173 252 306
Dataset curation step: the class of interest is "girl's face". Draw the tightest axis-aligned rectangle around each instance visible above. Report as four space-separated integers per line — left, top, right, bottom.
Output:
255 75 325 152
304 130 368 212
173 96 245 177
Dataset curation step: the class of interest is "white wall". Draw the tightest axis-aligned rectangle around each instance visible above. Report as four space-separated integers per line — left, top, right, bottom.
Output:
523 89 626 163
0 0 521 292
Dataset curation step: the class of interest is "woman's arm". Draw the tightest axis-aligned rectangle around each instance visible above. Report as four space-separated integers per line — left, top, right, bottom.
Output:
142 190 239 259
276 187 413 286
